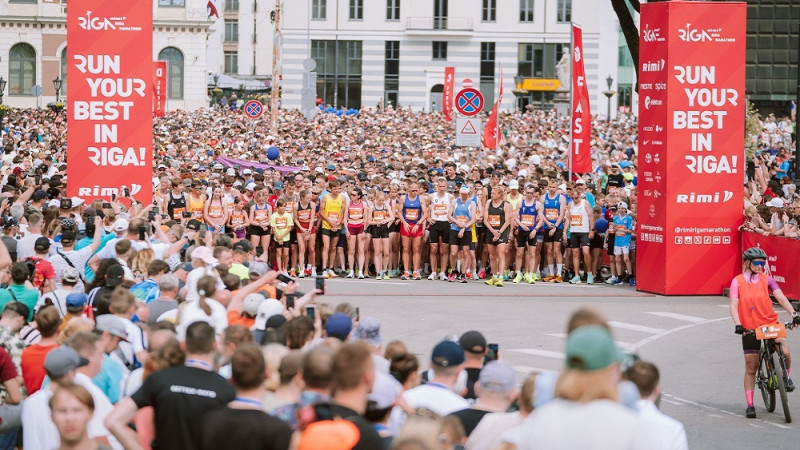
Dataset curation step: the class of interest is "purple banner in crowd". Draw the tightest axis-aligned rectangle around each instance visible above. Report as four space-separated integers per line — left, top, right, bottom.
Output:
216 156 302 175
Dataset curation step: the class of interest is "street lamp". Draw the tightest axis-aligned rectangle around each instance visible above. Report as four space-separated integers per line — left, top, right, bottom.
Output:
0 76 6 105
603 75 615 121
210 73 220 107
53 77 63 103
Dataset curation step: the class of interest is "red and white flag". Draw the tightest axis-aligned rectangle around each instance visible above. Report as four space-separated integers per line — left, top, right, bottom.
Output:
483 65 503 149
570 25 592 173
207 0 219 18
442 67 455 121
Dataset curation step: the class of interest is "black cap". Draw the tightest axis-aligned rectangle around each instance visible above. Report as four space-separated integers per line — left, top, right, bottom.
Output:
459 330 487 354
34 237 51 252
2 302 30 323
106 265 125 286
186 219 202 232
61 230 77 244
3 217 18 229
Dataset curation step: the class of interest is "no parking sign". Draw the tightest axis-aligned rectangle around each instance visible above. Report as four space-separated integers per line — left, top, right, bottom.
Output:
244 100 264 119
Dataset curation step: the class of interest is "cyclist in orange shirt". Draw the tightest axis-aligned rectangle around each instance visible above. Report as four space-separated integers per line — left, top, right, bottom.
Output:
730 247 800 418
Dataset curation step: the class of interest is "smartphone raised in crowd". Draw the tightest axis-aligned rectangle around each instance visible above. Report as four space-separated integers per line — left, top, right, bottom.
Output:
148 211 157 222
487 343 499 361
138 226 147 241
315 276 325 295
306 306 315 318
286 294 295 310
277 273 293 284
102 202 112 209
182 211 192 218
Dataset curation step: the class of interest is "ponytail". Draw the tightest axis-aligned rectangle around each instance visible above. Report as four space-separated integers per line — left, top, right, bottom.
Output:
196 275 217 316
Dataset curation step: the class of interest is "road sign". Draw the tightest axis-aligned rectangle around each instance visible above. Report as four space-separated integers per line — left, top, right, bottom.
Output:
456 117 481 147
455 88 484 116
31 85 43 97
244 100 264 119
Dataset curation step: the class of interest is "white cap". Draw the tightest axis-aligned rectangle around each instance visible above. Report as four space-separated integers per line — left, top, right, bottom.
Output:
508 180 519 190
48 199 61 208
226 168 236 176
254 299 285 330
766 198 785 208
617 201 628 209
530 155 541 166
575 178 586 185
70 197 85 207
242 168 252 175
459 185 470 194
242 293 265 316
112 218 129 232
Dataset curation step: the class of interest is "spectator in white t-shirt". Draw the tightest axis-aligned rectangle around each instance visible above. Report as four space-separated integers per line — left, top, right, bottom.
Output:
624 361 688 450
108 289 148 374
46 225 102 293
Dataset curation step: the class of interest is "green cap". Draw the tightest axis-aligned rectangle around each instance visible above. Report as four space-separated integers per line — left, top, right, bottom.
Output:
565 325 623 371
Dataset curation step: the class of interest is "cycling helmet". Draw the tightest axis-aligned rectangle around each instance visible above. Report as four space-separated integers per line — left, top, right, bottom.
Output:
743 247 767 261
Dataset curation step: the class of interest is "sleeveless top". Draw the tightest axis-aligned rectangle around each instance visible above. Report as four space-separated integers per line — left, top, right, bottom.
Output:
735 273 778 330
568 199 591 233
207 199 225 219
188 194 205 220
296 201 313 226
372 201 390 223
518 198 538 229
430 193 452 222
252 202 270 225
487 200 506 231
402 195 422 224
506 193 522 211
168 191 186 220
322 194 343 229
348 200 365 224
229 210 247 229
543 193 564 229
451 198 472 231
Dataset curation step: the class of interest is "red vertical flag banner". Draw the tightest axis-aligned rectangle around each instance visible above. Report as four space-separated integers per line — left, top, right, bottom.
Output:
482 66 503 149
67 1 154 204
153 61 167 118
570 25 592 174
442 67 455 121
637 1 746 295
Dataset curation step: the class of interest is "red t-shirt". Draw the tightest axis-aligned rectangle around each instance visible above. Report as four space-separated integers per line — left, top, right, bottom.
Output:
24 257 56 290
21 343 59 395
0 347 18 383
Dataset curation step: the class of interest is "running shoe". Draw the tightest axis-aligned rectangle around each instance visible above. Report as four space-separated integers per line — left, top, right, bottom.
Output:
586 273 594 284
478 269 486 279
485 277 496 286
289 268 296 277
346 270 354 279
465 271 473 280
298 272 305 278
358 273 365 279
428 272 437 281
569 275 581 284
439 272 447 281
311 268 317 277
376 273 383 280
412 271 421 280
533 273 541 282
613 277 623 285
383 273 391 280
513 272 524 284
554 276 563 283
787 377 795 392
745 406 756 419
503 271 512 281
448 272 457 282
495 278 504 287
401 271 410 280
605 276 617 284
460 274 468 283
628 276 636 287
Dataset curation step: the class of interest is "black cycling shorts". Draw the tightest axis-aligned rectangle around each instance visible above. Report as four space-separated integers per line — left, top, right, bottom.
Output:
429 221 451 244
742 333 760 353
516 229 538 248
371 224 390 239
248 225 270 237
569 232 591 248
449 229 472 248
485 229 510 245
590 233 605 249
543 228 564 243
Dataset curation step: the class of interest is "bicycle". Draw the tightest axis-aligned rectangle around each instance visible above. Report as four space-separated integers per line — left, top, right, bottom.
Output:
747 321 796 423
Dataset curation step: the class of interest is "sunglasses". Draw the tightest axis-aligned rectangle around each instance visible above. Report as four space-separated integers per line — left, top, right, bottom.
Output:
751 260 766 267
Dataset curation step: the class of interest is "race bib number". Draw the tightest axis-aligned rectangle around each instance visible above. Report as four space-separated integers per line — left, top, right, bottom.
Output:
405 209 419 221
456 216 469 227
373 210 387 221
298 209 311 222
488 214 501 227
274 217 288 229
231 215 245 228
545 209 558 221
172 208 185 220
570 215 584 227
209 206 224 218
255 209 269 221
226 203 235 213
521 214 535 227
755 323 786 340
615 224 627 237
348 207 363 220
328 211 341 222
434 204 447 216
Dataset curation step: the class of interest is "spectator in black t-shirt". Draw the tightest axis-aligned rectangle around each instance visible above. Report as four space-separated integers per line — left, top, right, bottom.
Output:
459 330 487 400
105 321 235 450
606 164 625 192
330 342 383 450
448 361 518 437
201 343 292 450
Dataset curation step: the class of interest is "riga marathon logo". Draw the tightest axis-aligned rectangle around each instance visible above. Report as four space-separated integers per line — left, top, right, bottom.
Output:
642 25 665 43
78 11 140 32
678 23 736 43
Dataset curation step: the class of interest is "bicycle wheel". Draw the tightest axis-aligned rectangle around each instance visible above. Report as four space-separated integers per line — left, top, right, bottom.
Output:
776 351 792 423
756 354 775 412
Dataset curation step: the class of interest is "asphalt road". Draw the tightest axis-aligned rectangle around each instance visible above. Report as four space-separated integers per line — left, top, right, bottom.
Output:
294 276 799 449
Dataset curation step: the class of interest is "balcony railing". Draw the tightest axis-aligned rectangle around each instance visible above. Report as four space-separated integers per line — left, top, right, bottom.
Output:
406 17 473 32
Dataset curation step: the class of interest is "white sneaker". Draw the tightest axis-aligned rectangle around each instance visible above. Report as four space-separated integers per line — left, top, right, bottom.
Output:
358 272 365 279
605 276 617 284
311 268 317 277
347 270 354 279
428 272 437 280
439 272 447 281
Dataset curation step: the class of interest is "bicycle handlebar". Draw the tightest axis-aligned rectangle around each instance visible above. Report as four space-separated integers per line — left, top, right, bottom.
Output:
743 321 798 336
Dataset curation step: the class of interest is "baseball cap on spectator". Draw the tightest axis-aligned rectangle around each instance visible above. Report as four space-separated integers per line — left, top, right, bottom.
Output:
190 246 218 265
3 218 17 229
327 164 336 171
274 181 284 190
185 219 203 232
459 330 487 354
266 315 287 330
44 347 89 378
61 230 77 245
34 237 51 252
232 240 251 252
248 261 270 277
352 317 382 347
479 361 516 392
213 163 224 170
623 173 634 181
298 420 360 450
61 267 81 283
242 293 265 316
254 299 285 330
431 340 465 367
61 218 77 230
368 370 402 410
182 178 193 187
65 293 88 310
565 325 623 371
70 197 85 208
113 219 129 232
325 313 352 341
243 168 252 175
766 198 785 208
106 265 125 287
48 199 61 208
575 178 586 185
226 168 236 176
617 201 628 210
95 314 129 341
3 302 30 324
33 190 48 201
508 180 519 190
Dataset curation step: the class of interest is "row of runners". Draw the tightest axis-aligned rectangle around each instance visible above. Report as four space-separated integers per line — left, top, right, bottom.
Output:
157 173 637 287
